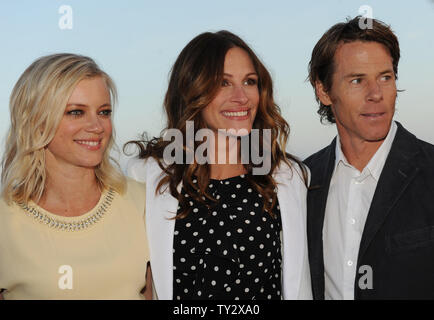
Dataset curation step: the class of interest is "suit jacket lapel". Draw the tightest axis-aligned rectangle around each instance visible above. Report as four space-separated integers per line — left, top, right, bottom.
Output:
358 123 420 262
306 138 336 300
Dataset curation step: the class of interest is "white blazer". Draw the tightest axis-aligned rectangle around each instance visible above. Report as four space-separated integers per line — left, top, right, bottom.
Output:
127 158 312 300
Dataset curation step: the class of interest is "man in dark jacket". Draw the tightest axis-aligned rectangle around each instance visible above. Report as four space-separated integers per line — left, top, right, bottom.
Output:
304 16 434 299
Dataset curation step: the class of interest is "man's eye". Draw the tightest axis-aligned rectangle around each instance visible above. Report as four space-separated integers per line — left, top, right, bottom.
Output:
351 78 362 84
381 75 392 81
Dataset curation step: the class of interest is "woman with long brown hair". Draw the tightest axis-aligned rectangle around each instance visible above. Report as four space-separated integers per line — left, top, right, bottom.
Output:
127 31 311 300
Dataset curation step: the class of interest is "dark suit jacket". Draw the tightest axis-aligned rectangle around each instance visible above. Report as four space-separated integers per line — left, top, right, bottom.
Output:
304 122 434 299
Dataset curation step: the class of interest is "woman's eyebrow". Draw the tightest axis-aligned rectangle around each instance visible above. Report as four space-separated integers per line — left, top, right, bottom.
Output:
66 103 111 108
223 72 258 77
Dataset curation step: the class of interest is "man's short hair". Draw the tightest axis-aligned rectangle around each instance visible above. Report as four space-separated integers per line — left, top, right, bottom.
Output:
308 16 400 124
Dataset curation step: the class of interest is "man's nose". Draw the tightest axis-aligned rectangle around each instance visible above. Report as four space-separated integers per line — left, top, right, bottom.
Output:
366 80 383 102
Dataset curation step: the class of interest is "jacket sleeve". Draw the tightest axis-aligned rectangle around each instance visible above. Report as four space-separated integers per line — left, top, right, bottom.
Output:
126 158 148 183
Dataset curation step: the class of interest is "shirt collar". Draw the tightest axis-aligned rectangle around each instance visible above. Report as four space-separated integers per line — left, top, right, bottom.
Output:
334 121 398 181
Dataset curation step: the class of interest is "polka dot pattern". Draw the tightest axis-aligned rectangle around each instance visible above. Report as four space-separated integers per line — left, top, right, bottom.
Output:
173 174 282 300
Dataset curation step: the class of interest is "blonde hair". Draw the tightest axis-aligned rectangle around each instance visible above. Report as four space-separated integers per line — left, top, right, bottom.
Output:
1 53 126 205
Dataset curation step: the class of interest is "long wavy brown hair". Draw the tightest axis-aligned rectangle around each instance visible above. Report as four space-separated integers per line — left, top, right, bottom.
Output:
126 30 307 218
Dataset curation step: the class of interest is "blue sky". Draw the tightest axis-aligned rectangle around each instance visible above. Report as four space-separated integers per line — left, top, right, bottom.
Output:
1 0 433 167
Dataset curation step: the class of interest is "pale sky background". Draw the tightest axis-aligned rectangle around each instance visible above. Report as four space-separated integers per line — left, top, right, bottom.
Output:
0 0 433 170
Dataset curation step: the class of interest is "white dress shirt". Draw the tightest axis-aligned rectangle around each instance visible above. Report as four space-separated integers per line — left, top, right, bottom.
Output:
323 121 397 300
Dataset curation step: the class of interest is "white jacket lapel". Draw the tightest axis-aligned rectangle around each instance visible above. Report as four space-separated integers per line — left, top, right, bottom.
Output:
145 159 177 300
274 163 311 299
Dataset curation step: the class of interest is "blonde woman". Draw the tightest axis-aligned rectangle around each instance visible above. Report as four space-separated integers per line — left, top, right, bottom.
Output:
0 54 150 299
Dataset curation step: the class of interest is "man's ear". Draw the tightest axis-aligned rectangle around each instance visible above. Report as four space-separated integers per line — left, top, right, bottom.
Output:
315 81 333 106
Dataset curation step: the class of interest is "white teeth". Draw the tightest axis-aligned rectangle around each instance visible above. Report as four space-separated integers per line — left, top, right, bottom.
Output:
223 111 248 117
76 141 99 146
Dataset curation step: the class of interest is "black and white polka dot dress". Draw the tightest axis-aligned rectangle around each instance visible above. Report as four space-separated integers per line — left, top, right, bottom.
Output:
173 174 282 300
